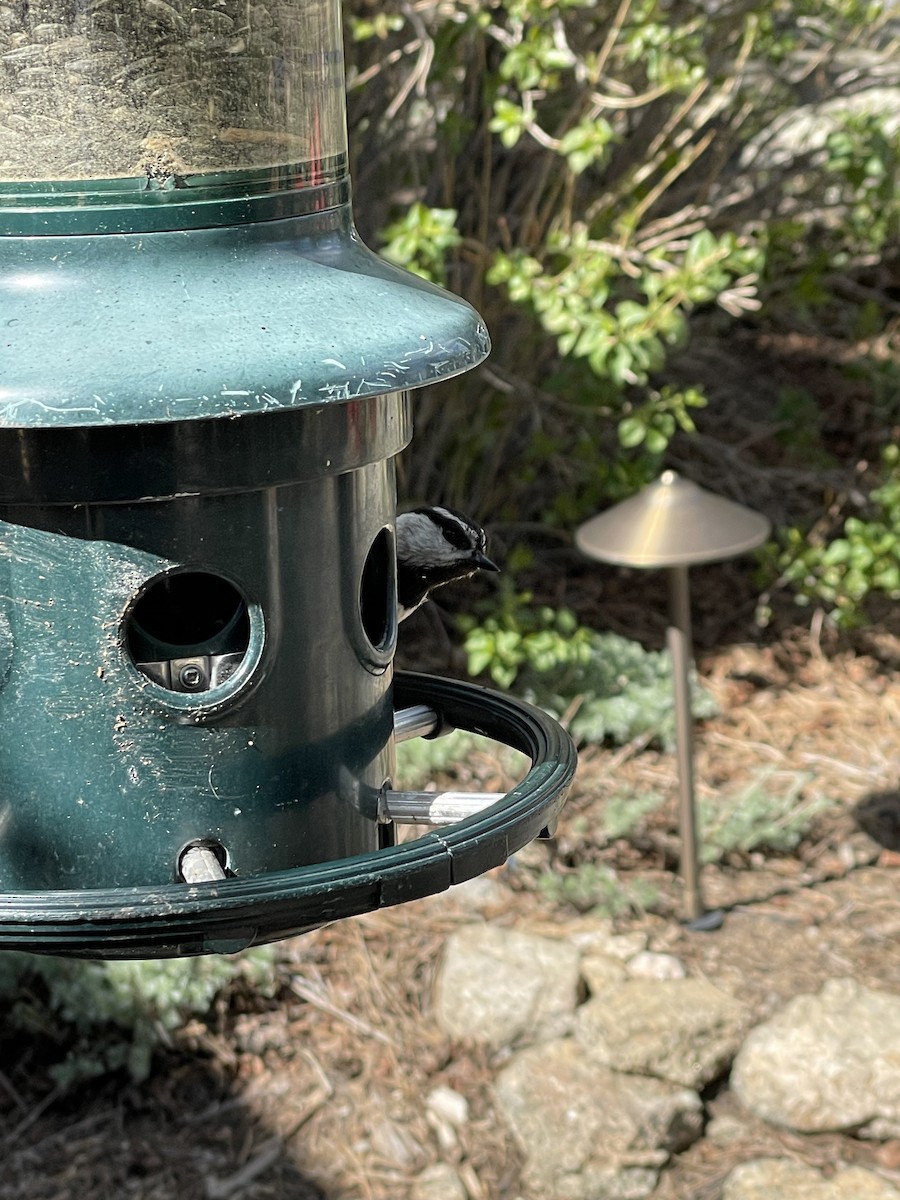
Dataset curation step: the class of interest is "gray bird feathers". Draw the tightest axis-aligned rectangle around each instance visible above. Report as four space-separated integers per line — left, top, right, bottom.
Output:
396 505 499 621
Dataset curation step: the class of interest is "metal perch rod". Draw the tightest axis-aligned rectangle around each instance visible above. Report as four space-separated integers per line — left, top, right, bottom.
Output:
390 705 504 821
180 846 227 883
381 790 501 824
393 704 441 742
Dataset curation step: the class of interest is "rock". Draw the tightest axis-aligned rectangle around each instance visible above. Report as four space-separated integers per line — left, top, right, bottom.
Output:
410 1163 468 1200
368 1116 421 1167
705 1114 752 1146
426 1086 469 1154
445 873 508 911
494 1037 703 1200
566 920 648 960
576 978 749 1087
434 923 581 1047
592 930 649 960
731 978 900 1135
722 1158 900 1200
580 951 628 992
426 1086 469 1129
626 951 686 980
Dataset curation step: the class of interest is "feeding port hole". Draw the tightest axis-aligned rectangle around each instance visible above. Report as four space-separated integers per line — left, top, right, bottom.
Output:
359 526 395 654
126 571 252 693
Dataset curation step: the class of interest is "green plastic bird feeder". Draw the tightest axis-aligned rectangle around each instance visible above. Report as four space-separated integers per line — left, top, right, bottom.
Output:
0 1 575 958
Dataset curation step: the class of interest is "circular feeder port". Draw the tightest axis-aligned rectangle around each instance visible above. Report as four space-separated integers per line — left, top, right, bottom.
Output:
125 571 253 693
358 526 396 659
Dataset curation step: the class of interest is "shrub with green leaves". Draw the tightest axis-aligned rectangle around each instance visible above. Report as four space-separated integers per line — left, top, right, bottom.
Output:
700 770 826 863
603 790 668 841
347 0 894 522
823 111 900 260
537 862 660 917
460 599 717 750
380 202 462 285
759 446 900 627
584 773 825 863
0 948 278 1087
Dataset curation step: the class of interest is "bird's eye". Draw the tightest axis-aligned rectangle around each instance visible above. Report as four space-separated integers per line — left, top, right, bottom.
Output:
427 506 486 555
432 513 473 551
443 526 471 552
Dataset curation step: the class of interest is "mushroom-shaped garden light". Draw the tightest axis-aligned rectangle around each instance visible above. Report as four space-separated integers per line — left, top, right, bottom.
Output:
576 472 770 926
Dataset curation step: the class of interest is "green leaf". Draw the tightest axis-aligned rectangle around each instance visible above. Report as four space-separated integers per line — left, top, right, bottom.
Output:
684 228 718 269
618 416 647 448
644 426 670 454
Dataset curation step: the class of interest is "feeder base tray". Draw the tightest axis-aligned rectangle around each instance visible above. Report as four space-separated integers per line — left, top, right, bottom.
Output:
0 672 575 959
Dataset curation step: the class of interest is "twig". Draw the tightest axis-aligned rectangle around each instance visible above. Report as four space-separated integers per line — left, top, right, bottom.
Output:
386 4 434 119
205 1136 283 1200
348 39 422 92
289 975 394 1045
2 1083 65 1144
592 0 633 82
598 729 657 778
798 753 888 781
4 1106 117 1156
295 1047 335 1110
0 1069 26 1113
627 129 717 230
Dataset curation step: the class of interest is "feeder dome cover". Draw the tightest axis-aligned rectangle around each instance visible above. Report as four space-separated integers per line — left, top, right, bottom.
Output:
576 471 770 568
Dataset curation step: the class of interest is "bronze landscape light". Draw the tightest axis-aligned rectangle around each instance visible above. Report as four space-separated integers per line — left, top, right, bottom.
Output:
576 471 770 926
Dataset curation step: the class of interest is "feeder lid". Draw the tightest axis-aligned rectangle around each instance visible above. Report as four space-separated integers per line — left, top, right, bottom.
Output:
0 213 489 429
575 471 770 567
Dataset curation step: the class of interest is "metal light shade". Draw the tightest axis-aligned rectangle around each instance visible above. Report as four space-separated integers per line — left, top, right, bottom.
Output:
576 471 770 568
575 472 769 926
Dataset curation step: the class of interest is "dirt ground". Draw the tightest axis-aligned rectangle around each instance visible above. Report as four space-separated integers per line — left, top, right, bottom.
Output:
2 614 899 1200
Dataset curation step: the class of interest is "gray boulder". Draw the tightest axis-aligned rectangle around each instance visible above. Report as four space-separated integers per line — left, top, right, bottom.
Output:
731 978 900 1135
723 1157 900 1199
494 1037 703 1199
434 923 581 1047
576 978 749 1088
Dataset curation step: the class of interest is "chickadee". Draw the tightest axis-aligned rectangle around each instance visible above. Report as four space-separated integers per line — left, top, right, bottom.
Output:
396 506 499 621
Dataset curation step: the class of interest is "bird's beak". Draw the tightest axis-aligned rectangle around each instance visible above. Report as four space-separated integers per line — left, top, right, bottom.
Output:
473 552 500 572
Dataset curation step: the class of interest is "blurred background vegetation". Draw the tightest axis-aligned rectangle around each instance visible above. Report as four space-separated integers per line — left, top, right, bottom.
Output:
346 0 900 632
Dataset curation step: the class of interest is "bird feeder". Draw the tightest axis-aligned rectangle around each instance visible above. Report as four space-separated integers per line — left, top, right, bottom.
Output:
576 472 769 925
0 1 575 958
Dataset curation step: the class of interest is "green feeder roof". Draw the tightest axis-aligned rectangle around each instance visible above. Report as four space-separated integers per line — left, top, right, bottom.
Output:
0 210 490 429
